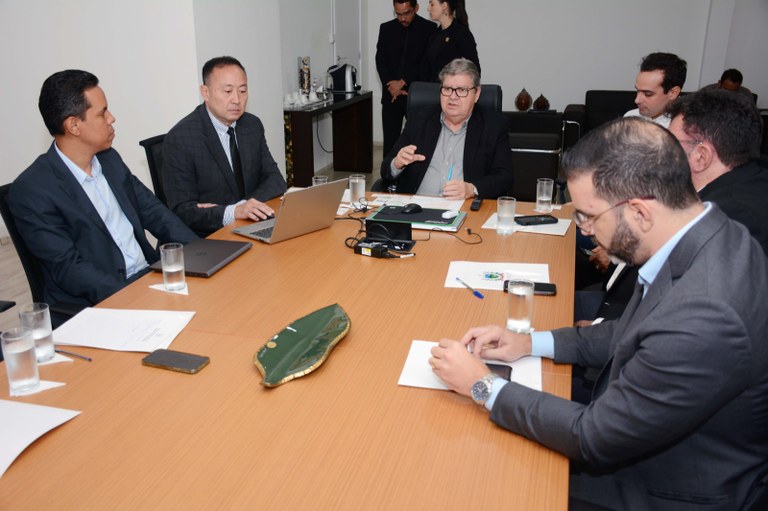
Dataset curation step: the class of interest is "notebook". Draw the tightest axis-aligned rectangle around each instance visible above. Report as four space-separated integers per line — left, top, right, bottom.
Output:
150 238 252 277
232 178 347 244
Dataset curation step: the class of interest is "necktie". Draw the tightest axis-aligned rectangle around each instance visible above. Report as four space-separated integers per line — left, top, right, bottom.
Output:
227 126 245 197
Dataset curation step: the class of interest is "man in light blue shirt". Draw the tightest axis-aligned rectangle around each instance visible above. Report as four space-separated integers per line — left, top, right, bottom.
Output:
429 117 768 510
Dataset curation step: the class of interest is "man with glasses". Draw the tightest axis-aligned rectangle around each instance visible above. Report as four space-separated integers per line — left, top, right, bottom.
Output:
376 0 437 157
429 117 768 510
381 58 513 199
163 56 287 237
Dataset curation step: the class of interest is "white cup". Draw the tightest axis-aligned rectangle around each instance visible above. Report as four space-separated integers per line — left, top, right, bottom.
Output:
1 327 40 396
535 178 554 213
160 243 186 291
349 174 366 205
496 196 516 235
19 302 54 362
312 175 329 186
506 279 534 333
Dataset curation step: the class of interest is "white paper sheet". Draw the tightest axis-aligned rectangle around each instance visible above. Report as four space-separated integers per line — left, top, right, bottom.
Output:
0 400 80 477
52 308 195 352
398 340 542 391
9 380 65 397
481 213 571 236
445 261 550 292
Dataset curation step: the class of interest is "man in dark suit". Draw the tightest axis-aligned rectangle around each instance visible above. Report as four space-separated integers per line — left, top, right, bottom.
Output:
163 56 287 237
381 58 513 200
430 118 768 510
9 70 196 310
375 0 437 157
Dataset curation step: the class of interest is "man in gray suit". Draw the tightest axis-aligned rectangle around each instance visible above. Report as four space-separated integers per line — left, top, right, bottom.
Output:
430 118 768 510
163 56 287 236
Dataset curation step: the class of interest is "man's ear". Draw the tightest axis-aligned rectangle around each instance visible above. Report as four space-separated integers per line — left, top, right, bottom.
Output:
667 85 681 100
627 197 654 233
63 116 79 137
689 142 715 174
474 85 481 104
200 84 209 102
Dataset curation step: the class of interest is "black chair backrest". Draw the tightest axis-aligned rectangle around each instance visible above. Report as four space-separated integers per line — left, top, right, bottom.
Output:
0 183 47 303
407 82 502 117
139 134 167 205
584 90 637 132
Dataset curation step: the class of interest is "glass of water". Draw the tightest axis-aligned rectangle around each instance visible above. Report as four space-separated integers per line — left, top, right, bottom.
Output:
535 178 554 213
496 196 516 235
1 327 40 396
160 243 186 291
506 279 534 333
312 175 328 186
349 174 366 205
19 302 55 362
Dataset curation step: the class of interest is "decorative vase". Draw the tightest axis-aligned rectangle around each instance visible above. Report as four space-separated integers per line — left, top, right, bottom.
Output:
533 94 550 111
515 88 532 111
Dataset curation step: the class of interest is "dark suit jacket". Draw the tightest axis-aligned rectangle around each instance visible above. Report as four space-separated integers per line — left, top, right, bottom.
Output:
162 104 287 236
492 206 768 510
9 144 197 306
699 160 768 255
375 15 437 104
420 21 480 83
380 107 514 198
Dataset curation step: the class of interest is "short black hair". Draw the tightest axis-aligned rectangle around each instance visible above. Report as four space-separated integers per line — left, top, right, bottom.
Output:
667 89 761 168
202 56 246 85
562 117 698 210
394 0 418 6
720 68 743 84
38 70 99 136
640 52 687 93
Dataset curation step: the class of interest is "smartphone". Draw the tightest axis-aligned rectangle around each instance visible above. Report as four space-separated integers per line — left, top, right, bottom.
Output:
142 349 210 374
487 363 512 380
515 214 558 226
470 197 483 211
578 246 594 257
503 280 557 296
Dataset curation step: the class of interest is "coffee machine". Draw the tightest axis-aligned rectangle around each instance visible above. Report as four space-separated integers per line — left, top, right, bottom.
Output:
326 64 361 93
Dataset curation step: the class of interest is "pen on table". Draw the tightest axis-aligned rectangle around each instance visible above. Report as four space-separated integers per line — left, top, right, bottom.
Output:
55 348 92 362
456 277 484 299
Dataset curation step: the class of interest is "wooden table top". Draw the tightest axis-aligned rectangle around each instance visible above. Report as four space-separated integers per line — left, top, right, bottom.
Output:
1 198 575 510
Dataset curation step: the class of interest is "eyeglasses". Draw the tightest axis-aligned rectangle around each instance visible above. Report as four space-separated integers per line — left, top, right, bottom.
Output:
440 86 476 98
573 196 655 229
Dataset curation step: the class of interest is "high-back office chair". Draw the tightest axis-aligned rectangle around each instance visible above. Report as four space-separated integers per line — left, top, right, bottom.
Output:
0 184 83 327
372 81 503 192
139 134 167 205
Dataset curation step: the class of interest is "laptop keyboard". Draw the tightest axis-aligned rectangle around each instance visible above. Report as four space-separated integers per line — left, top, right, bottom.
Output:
250 226 274 238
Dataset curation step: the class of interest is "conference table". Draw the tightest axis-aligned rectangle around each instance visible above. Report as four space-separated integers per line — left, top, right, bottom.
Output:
1 197 575 510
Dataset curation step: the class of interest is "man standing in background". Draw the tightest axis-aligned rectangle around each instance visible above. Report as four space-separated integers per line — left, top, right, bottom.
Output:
376 0 437 157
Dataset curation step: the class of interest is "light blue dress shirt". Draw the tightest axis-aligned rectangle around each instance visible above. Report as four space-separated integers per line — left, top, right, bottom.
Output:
485 202 713 411
206 107 242 226
55 143 148 277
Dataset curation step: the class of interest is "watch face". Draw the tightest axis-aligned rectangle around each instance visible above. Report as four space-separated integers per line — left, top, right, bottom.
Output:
471 380 490 404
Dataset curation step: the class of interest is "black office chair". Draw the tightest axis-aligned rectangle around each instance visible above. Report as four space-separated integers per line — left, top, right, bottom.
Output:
406 81 502 115
139 134 167 205
0 184 84 327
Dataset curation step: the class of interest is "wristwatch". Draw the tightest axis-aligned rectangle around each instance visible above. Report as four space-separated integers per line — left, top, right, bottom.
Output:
471 373 500 406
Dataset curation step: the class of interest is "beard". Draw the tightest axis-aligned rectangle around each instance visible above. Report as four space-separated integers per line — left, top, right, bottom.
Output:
605 216 641 266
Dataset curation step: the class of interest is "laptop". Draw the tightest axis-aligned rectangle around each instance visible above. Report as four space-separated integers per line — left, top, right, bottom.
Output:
232 178 347 244
150 238 251 277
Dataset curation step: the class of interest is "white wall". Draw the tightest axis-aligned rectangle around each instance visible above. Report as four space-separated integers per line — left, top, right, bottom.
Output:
364 0 767 145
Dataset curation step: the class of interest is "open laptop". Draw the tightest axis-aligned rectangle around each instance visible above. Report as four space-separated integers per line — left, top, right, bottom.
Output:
232 178 347 244
150 238 252 277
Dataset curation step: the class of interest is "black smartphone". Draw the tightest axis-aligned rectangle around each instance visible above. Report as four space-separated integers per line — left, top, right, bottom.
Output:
515 214 558 226
142 349 210 374
503 280 557 296
487 363 512 380
470 197 483 211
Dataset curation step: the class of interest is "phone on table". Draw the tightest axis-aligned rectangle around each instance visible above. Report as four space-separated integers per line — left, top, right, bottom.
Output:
503 280 557 296
487 363 512 380
515 214 558 226
142 349 210 374
470 197 483 211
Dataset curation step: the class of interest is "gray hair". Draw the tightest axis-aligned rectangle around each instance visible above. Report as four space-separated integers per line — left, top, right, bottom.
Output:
438 58 480 87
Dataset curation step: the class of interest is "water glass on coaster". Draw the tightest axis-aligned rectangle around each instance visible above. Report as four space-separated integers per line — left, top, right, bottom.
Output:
506 279 534 333
312 175 329 186
496 196 517 235
1 327 40 396
535 178 554 213
160 243 186 291
349 174 366 206
19 302 55 362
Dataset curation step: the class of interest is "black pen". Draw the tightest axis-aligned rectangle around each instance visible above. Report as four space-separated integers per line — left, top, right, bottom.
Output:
55 348 93 362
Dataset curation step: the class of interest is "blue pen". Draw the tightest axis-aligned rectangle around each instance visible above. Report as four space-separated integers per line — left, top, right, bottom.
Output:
456 277 484 299
447 162 453 181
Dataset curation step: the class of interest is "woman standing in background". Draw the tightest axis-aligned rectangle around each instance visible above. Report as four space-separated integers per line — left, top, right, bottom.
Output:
421 0 480 82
